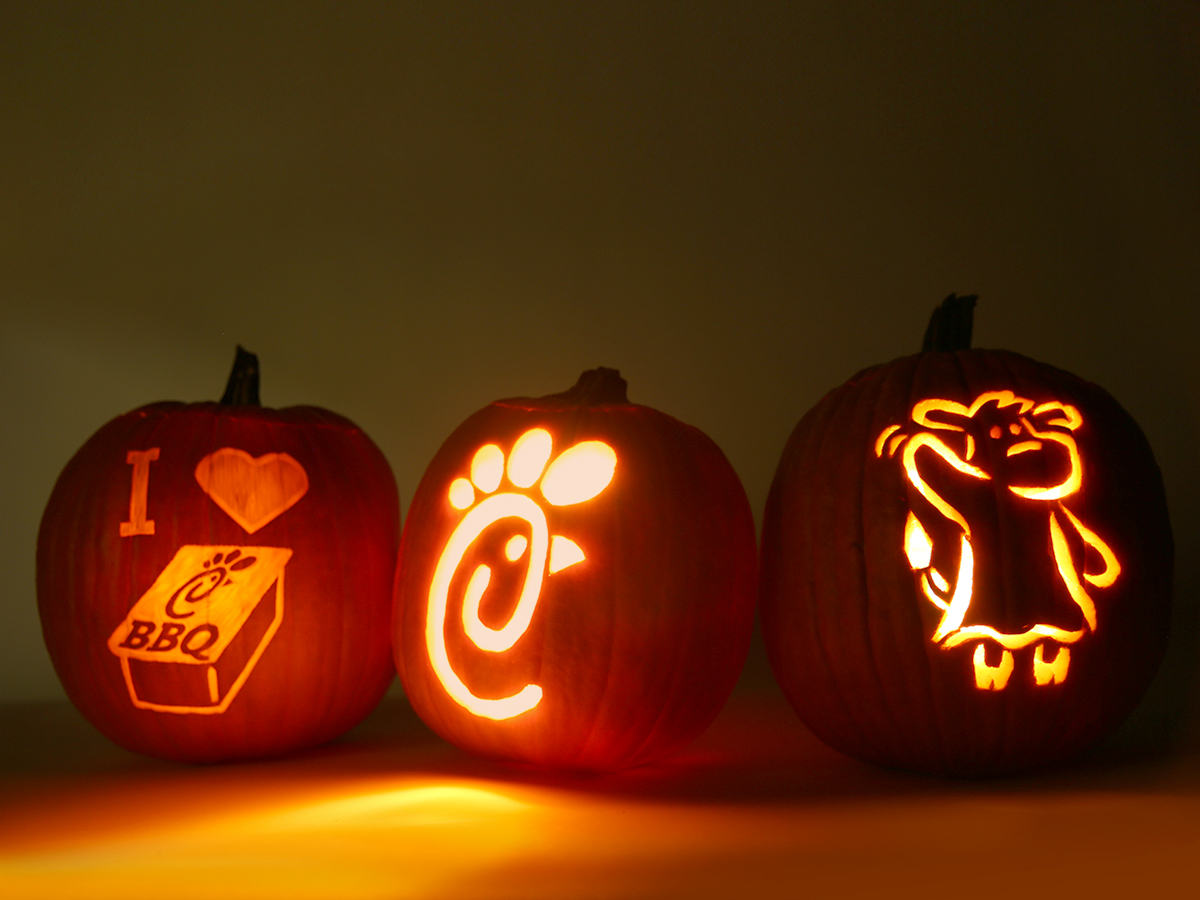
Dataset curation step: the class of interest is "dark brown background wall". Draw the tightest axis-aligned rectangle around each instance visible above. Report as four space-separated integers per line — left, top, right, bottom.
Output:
2 3 1197 727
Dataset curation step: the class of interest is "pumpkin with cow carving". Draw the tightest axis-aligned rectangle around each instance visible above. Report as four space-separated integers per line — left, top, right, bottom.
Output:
759 297 1173 775
36 348 399 763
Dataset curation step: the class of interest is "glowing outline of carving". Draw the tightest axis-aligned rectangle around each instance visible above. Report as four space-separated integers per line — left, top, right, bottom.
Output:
878 392 1121 689
110 545 290 715
194 448 309 534
426 430 616 721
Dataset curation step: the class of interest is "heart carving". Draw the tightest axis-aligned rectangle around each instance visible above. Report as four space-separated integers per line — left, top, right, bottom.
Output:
195 448 309 534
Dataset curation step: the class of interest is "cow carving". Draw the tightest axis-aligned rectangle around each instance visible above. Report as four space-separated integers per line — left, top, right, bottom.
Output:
876 390 1121 690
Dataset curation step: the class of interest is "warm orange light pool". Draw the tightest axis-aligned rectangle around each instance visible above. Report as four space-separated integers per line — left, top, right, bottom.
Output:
2 691 1198 899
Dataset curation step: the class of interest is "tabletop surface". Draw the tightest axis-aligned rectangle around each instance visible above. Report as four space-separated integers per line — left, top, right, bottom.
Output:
2 659 1198 900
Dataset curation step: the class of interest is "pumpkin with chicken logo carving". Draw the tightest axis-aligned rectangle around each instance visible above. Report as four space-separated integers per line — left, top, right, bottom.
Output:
760 297 1172 775
37 348 399 762
394 368 757 770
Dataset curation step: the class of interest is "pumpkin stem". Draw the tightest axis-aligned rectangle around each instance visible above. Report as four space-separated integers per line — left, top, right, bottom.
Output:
220 345 261 406
922 294 977 352
555 367 630 405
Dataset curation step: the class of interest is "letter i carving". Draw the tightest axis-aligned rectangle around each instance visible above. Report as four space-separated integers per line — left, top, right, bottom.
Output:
120 448 160 537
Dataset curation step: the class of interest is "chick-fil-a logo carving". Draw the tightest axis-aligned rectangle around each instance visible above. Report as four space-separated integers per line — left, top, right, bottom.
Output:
876 391 1121 690
111 445 307 714
427 428 616 720
108 545 292 713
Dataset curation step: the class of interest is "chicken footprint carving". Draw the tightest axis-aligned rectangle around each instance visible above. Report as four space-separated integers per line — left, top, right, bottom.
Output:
427 428 616 719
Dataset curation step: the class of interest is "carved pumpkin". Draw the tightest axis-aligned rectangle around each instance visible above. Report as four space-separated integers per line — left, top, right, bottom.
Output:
37 348 400 763
760 297 1173 775
394 368 757 770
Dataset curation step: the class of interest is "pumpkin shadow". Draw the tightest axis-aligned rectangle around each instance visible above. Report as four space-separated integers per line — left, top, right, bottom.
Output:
3 620 1197 812
1097 544 1200 765
304 628 1200 806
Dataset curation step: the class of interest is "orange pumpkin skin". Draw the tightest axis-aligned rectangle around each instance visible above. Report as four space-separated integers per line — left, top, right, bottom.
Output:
761 349 1172 775
37 362 399 763
394 369 757 771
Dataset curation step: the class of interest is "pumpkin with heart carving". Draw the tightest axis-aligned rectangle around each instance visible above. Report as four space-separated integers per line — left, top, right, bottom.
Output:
37 348 399 762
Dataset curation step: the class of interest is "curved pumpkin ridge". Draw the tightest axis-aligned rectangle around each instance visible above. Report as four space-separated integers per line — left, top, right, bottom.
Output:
668 422 755 767
886 352 951 771
75 412 130 751
805 383 882 759
261 417 296 754
301 417 377 748
843 366 917 763
871 353 940 770
568 547 619 768
572 411 679 770
564 414 630 769
589 412 751 769
761 387 839 751
820 360 911 767
622 419 707 769
321 428 367 740
776 384 871 759
613 414 752 771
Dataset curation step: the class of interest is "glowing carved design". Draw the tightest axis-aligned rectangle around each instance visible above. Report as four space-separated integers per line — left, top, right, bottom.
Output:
449 478 475 510
471 445 504 494
108 545 291 714
877 391 1121 690
904 512 933 570
540 442 617 506
195 448 309 534
875 425 902 458
505 534 529 561
507 428 553 488
973 645 1014 691
549 535 585 573
428 429 616 720
120 448 160 536
1033 644 1070 686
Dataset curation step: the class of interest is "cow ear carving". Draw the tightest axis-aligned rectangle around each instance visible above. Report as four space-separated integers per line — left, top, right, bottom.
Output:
1032 401 1083 431
911 398 971 432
